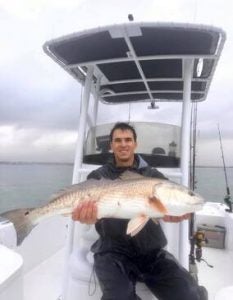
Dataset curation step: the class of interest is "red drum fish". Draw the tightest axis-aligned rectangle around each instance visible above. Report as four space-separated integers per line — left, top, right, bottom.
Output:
1 171 204 245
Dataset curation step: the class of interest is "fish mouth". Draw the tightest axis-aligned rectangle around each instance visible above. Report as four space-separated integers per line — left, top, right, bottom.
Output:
191 197 205 206
184 203 203 213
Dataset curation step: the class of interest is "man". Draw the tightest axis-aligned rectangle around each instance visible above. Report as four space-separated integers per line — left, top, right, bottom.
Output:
72 122 203 300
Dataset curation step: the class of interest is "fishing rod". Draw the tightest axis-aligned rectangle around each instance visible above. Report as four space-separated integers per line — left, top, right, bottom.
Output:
189 103 197 273
189 103 213 284
217 124 232 213
189 102 197 268
190 102 198 190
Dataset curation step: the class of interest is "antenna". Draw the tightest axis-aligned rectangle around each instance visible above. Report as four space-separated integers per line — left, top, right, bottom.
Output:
148 101 159 109
128 103 131 122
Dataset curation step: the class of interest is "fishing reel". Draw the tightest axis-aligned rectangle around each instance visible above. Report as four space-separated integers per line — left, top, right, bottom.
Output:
190 230 213 268
224 195 233 213
194 230 207 262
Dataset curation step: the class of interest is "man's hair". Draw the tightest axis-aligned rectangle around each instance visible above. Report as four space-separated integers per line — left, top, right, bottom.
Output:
110 122 137 142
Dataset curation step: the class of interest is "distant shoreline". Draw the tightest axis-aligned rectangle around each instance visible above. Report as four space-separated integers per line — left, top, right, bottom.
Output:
0 161 232 168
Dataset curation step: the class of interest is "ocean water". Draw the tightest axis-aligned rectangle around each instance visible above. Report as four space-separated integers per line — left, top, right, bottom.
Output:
0 163 73 214
0 163 232 214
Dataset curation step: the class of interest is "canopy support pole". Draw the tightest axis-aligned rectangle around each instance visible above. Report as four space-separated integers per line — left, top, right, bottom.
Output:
61 66 94 300
179 58 194 268
89 76 101 152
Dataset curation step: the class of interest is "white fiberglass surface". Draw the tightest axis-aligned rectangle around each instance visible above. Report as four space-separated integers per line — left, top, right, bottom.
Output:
22 246 233 300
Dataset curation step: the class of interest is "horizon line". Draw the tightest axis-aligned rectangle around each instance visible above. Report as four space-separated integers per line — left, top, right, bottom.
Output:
0 161 232 168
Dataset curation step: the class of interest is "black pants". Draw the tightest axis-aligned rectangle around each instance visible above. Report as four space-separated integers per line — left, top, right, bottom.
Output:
94 249 202 300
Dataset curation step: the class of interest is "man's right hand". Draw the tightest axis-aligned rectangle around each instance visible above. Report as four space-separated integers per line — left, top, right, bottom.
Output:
72 200 98 224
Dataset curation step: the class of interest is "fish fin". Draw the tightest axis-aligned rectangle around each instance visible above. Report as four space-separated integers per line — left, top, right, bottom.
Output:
119 170 145 181
48 185 78 203
127 215 149 236
1 209 36 246
149 196 167 214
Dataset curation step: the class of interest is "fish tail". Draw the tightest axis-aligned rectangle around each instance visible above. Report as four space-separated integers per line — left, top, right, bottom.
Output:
1 208 36 246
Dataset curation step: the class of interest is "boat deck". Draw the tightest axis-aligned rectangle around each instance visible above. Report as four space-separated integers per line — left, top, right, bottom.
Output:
23 246 233 300
198 247 233 300
23 248 64 300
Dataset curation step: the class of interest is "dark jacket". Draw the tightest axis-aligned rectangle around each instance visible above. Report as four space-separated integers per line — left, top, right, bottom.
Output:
87 155 168 256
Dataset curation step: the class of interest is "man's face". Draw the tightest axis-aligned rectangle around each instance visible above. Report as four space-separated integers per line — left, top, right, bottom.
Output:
110 129 137 166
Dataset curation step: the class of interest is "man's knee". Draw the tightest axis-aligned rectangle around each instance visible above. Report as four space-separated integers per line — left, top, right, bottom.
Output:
181 281 204 300
198 285 208 300
157 277 201 300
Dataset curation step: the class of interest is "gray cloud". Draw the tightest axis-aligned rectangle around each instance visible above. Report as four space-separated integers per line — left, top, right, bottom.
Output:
0 57 82 130
0 0 232 165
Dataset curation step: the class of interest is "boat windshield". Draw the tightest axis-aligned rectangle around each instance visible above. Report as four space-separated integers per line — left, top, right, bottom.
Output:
84 122 180 168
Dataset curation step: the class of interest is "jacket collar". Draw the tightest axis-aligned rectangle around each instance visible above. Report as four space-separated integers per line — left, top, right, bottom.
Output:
109 154 148 171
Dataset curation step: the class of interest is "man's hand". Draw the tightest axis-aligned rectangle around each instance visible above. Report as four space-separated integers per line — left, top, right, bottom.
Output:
163 213 191 223
72 200 98 224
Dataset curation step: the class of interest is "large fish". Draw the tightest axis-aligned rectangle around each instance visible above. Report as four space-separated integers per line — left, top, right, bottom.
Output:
1 171 204 246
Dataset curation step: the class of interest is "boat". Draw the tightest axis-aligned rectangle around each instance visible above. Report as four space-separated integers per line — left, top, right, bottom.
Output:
0 21 232 300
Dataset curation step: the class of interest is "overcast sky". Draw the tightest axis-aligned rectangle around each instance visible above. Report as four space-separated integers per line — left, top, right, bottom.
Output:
0 0 232 166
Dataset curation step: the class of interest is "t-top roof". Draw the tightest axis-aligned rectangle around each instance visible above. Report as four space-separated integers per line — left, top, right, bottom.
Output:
43 22 226 104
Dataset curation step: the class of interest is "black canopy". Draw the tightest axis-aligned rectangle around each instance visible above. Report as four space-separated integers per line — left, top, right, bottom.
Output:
44 22 225 104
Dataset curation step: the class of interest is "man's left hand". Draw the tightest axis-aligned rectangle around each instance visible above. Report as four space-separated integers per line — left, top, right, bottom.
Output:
163 213 191 223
